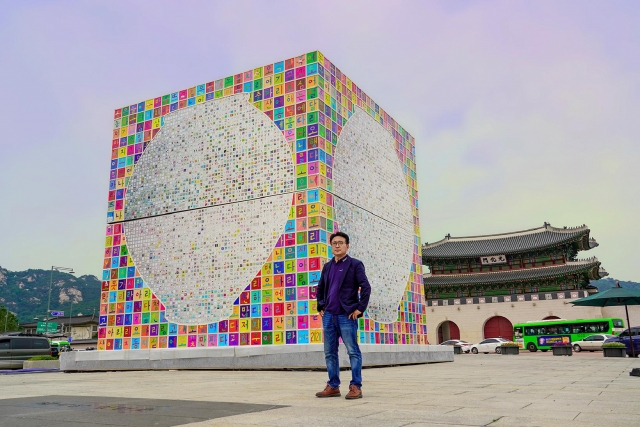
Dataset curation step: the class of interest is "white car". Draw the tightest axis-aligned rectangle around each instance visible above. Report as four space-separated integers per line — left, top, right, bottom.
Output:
470 338 511 354
572 334 616 352
440 340 471 353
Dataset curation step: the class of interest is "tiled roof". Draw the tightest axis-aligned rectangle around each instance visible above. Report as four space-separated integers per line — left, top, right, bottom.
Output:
422 223 594 259
423 258 605 287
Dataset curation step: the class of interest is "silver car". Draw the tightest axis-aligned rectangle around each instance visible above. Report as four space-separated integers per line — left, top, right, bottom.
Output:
572 334 616 352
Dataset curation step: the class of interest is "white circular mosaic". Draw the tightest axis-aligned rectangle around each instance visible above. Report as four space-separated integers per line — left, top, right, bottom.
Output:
124 94 294 324
333 108 415 323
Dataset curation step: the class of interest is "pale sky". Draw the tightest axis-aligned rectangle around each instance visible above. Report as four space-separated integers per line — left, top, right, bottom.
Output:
1 1 639 281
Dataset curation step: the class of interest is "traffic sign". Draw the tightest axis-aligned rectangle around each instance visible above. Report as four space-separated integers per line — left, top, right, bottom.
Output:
36 322 58 333
68 337 73 343
50 311 65 317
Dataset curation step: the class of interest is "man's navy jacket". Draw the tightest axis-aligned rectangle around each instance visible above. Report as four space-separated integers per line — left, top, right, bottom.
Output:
316 255 371 318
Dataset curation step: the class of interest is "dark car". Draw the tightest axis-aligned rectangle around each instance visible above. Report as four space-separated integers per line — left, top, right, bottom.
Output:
0 335 52 369
604 326 640 357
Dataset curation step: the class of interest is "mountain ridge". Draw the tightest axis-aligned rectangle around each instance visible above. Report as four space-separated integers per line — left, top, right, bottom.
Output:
0 265 101 323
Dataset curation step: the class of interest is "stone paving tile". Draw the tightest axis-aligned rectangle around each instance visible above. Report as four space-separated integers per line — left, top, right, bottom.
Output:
360 409 497 426
378 424 474 427
493 416 601 427
574 412 637 425
0 353 638 427
590 388 640 400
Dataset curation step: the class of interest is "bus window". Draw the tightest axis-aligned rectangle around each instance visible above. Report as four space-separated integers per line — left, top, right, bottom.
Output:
547 326 558 334
572 324 585 334
559 325 571 334
514 327 523 338
613 319 624 328
528 326 546 335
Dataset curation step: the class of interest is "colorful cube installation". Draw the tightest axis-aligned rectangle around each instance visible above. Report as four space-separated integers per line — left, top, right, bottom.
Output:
101 51 426 351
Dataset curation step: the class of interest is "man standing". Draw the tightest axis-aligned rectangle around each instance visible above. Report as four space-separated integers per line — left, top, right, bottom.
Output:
315 231 371 399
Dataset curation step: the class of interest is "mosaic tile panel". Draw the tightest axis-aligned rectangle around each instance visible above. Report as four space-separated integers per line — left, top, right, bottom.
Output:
101 51 426 351
333 108 414 231
125 94 294 220
123 94 294 324
333 108 414 322
333 201 415 322
125 196 291 324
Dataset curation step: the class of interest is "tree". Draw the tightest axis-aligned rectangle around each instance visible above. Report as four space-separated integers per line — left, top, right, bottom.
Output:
0 305 20 332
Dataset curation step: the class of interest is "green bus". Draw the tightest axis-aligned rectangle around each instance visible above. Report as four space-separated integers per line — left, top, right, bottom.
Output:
513 318 625 352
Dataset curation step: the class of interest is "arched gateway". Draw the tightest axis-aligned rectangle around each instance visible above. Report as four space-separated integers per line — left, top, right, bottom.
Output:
437 321 460 343
484 316 513 340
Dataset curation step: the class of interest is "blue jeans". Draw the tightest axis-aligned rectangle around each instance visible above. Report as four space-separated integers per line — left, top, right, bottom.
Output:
322 312 362 388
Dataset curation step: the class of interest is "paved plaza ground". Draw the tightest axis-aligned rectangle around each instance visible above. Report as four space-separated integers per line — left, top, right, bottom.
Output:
1 351 638 427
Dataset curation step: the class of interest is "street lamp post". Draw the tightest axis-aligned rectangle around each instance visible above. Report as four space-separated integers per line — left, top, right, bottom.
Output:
67 300 75 339
46 266 74 335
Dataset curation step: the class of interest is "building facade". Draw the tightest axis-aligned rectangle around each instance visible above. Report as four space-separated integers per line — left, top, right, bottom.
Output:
422 223 610 344
21 314 98 341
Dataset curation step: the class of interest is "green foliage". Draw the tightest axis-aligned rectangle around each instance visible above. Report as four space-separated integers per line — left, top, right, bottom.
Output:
500 342 520 347
27 355 58 361
602 342 626 348
0 305 20 332
0 266 100 324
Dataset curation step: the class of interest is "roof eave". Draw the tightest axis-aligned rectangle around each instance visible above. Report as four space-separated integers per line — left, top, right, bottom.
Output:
423 259 602 287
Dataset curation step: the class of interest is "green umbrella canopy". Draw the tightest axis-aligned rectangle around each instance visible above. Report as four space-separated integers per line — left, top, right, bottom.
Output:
571 287 640 307
572 284 640 359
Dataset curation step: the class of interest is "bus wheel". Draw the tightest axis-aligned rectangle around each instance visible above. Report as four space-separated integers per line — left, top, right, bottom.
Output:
573 344 582 352
527 343 537 352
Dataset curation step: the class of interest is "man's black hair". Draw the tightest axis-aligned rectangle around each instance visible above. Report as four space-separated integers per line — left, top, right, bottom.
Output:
329 231 350 244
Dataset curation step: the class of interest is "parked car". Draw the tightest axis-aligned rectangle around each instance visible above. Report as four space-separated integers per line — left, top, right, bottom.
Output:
470 338 511 354
572 334 616 352
604 327 640 357
0 335 52 369
440 340 471 353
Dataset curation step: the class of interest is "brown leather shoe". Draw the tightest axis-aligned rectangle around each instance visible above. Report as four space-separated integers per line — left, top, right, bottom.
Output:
316 384 341 398
345 384 362 399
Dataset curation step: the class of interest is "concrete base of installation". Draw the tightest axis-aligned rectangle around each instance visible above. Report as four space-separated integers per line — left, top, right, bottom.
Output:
60 344 453 372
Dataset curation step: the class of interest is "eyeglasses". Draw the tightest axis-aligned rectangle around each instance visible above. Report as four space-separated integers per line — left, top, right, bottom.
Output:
331 241 347 247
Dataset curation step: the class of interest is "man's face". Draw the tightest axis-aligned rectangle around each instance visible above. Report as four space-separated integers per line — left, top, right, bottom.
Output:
331 237 349 258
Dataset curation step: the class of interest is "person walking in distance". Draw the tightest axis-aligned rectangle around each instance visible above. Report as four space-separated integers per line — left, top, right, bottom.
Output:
315 231 371 399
